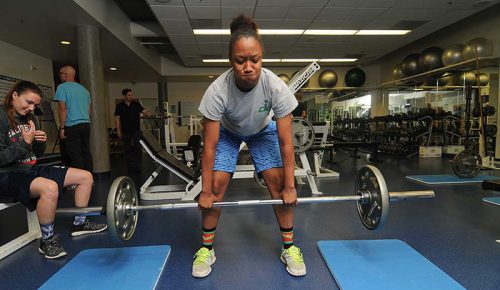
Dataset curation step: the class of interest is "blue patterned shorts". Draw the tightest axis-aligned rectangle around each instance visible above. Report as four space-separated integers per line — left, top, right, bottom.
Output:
214 121 283 173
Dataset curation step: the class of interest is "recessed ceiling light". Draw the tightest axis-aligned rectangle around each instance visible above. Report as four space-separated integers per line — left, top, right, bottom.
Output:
60 41 71 45
208 75 214 78
110 67 118 71
262 59 281 62
203 59 229 63
356 30 411 35
194 29 230 35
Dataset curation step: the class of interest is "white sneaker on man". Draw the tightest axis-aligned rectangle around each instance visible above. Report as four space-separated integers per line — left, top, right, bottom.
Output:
280 245 307 276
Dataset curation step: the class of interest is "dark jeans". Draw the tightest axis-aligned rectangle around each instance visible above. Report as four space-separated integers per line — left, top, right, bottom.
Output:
122 131 142 169
64 123 93 172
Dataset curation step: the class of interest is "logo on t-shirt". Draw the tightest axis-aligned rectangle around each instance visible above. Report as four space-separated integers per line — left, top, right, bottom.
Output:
259 99 270 113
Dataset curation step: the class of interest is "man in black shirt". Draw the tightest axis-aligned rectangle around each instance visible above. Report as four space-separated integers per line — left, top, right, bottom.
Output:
114 89 150 173
291 94 307 118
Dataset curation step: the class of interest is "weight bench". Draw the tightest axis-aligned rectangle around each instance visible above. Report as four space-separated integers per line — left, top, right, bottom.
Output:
139 131 260 201
310 121 339 178
139 131 202 201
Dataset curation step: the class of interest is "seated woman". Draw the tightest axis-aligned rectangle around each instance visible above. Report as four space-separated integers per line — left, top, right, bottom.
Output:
0 81 107 259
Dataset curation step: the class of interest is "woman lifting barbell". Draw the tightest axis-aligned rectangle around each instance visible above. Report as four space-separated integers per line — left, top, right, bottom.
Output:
0 81 106 259
194 15 305 278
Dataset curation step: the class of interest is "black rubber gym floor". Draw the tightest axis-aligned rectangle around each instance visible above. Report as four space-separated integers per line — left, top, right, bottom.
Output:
1 150 500 289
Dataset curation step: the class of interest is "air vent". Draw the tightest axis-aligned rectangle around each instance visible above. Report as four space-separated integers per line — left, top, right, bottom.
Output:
390 20 428 30
190 19 222 29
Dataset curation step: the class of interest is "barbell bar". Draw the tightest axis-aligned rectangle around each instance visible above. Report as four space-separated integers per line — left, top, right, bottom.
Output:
56 165 435 241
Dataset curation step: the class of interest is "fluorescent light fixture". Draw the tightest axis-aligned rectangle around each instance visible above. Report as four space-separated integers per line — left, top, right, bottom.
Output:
208 75 214 78
304 30 357 35
356 30 411 35
203 59 229 63
60 41 71 45
281 59 319 62
110 67 118 71
193 29 230 35
194 29 303 35
259 29 303 35
319 58 357 62
262 59 281 62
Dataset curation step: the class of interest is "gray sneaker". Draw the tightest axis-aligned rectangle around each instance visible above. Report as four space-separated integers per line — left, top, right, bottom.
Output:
39 234 67 259
71 219 107 237
192 247 216 278
280 246 307 276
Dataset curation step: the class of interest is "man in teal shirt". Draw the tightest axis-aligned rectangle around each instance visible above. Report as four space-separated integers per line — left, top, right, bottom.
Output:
54 65 93 172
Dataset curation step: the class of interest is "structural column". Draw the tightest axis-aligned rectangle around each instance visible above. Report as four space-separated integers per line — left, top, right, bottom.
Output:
371 88 389 117
157 77 168 147
76 25 110 175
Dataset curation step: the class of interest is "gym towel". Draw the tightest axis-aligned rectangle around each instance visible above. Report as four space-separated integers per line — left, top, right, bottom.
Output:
406 174 499 185
483 197 500 206
40 245 170 290
317 239 464 290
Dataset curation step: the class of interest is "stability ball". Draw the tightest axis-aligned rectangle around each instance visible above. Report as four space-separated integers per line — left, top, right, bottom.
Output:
424 73 451 86
442 44 464 66
278 74 290 83
344 68 366 87
401 53 421 76
292 71 309 88
477 73 489 86
318 70 338 88
418 47 444 71
462 37 493 60
393 64 405 80
454 71 476 86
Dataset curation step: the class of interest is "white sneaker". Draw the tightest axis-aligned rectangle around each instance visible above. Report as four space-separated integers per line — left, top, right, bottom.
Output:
280 245 307 276
192 247 216 278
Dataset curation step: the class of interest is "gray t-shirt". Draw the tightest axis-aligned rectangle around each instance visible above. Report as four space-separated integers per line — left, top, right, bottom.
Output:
198 68 297 136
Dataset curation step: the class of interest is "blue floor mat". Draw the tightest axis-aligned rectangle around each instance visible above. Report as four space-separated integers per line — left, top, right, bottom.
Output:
405 174 499 185
483 197 500 206
40 245 170 290
317 240 465 290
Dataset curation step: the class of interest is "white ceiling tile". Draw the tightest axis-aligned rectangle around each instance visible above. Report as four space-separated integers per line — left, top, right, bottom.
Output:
254 19 285 28
254 6 288 19
186 6 221 19
315 7 353 22
381 8 447 21
146 0 184 5
184 0 221 6
346 8 387 21
291 0 329 7
169 34 198 44
174 44 199 54
221 0 257 6
198 42 224 55
285 7 322 20
221 6 255 19
360 0 400 8
308 20 346 29
158 19 193 35
151 5 188 19
257 0 293 6
326 0 365 8
395 0 465 9
195 35 222 42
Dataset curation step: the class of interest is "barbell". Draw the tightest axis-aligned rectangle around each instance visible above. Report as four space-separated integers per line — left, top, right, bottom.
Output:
56 165 434 241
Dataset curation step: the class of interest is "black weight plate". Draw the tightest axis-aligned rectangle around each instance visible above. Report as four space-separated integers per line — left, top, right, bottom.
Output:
452 150 481 178
355 165 389 230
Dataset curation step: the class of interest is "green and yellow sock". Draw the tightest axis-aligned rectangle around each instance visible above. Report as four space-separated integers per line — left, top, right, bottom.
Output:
280 227 294 249
202 227 216 250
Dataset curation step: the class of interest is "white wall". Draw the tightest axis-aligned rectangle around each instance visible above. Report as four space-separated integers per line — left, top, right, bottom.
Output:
0 40 57 152
107 82 158 128
0 40 54 86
